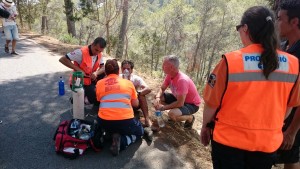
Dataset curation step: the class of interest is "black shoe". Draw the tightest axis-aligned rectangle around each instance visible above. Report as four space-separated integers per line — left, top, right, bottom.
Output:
110 133 121 156
4 45 9 53
144 127 153 141
184 115 195 129
11 51 19 55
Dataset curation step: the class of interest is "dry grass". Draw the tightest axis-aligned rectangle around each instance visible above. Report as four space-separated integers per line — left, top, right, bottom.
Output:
20 31 80 56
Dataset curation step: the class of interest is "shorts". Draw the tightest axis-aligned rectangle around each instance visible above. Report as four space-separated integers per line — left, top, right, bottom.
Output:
4 25 19 41
211 140 276 169
276 146 300 164
163 92 199 115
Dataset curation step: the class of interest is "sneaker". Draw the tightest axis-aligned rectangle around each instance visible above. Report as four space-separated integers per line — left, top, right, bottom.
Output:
110 133 121 156
184 115 195 129
4 45 9 53
11 51 19 55
144 127 153 141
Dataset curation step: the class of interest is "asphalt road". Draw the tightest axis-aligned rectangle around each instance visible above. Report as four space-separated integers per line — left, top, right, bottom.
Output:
0 35 197 169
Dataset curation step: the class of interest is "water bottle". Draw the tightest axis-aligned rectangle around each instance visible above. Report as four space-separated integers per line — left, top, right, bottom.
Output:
123 69 130 80
155 110 165 128
58 76 65 96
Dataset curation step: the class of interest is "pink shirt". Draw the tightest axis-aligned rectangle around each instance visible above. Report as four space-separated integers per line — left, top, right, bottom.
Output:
163 71 201 106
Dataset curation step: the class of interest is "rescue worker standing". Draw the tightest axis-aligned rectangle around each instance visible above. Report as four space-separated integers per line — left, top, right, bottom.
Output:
200 6 300 169
96 59 144 156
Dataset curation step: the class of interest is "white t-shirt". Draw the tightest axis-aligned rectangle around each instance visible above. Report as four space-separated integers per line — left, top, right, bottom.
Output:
119 74 148 90
0 3 17 26
66 48 104 67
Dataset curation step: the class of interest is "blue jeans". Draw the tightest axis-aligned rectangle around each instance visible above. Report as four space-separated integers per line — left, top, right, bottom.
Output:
4 24 19 41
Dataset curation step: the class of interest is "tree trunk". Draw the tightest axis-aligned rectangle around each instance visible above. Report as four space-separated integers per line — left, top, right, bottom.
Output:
41 0 49 34
116 0 129 59
78 21 84 45
64 0 76 37
41 16 47 34
105 22 110 54
15 0 23 28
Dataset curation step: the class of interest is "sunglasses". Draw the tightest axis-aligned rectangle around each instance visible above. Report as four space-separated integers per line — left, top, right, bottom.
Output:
236 24 244 31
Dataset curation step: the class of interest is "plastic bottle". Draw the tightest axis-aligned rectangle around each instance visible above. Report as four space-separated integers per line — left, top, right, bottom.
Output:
123 69 130 80
58 76 65 96
155 110 165 128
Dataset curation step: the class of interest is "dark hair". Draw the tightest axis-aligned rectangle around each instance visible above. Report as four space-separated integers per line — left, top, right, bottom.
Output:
105 59 119 75
93 37 107 48
121 60 134 69
241 6 279 79
280 0 300 29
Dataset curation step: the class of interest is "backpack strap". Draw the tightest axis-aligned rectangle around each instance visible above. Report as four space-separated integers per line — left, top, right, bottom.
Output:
89 139 101 152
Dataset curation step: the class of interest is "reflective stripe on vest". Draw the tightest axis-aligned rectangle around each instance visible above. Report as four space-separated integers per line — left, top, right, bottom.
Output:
100 102 131 108
213 44 299 153
228 72 298 83
100 93 131 108
101 93 130 101
96 74 136 120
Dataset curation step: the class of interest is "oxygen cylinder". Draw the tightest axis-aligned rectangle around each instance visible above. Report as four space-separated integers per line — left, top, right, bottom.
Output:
72 72 84 119
73 87 84 119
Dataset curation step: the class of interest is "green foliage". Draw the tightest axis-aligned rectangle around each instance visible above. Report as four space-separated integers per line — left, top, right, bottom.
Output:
109 35 119 49
23 0 273 90
58 33 79 44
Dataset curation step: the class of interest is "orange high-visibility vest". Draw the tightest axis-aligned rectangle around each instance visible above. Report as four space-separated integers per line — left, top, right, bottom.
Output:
69 46 101 85
213 44 299 153
96 74 137 120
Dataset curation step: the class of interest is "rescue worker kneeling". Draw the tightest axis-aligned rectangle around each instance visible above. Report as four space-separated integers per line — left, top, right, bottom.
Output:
95 59 144 156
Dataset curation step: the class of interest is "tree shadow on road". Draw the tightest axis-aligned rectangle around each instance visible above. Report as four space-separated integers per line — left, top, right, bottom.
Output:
0 71 147 169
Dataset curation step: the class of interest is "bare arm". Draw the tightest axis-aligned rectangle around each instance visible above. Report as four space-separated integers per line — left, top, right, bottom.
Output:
200 104 217 146
153 84 167 108
138 82 151 96
281 107 300 150
156 84 167 98
285 107 293 119
91 66 105 81
95 66 105 75
140 87 151 96
59 56 83 73
131 98 139 108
